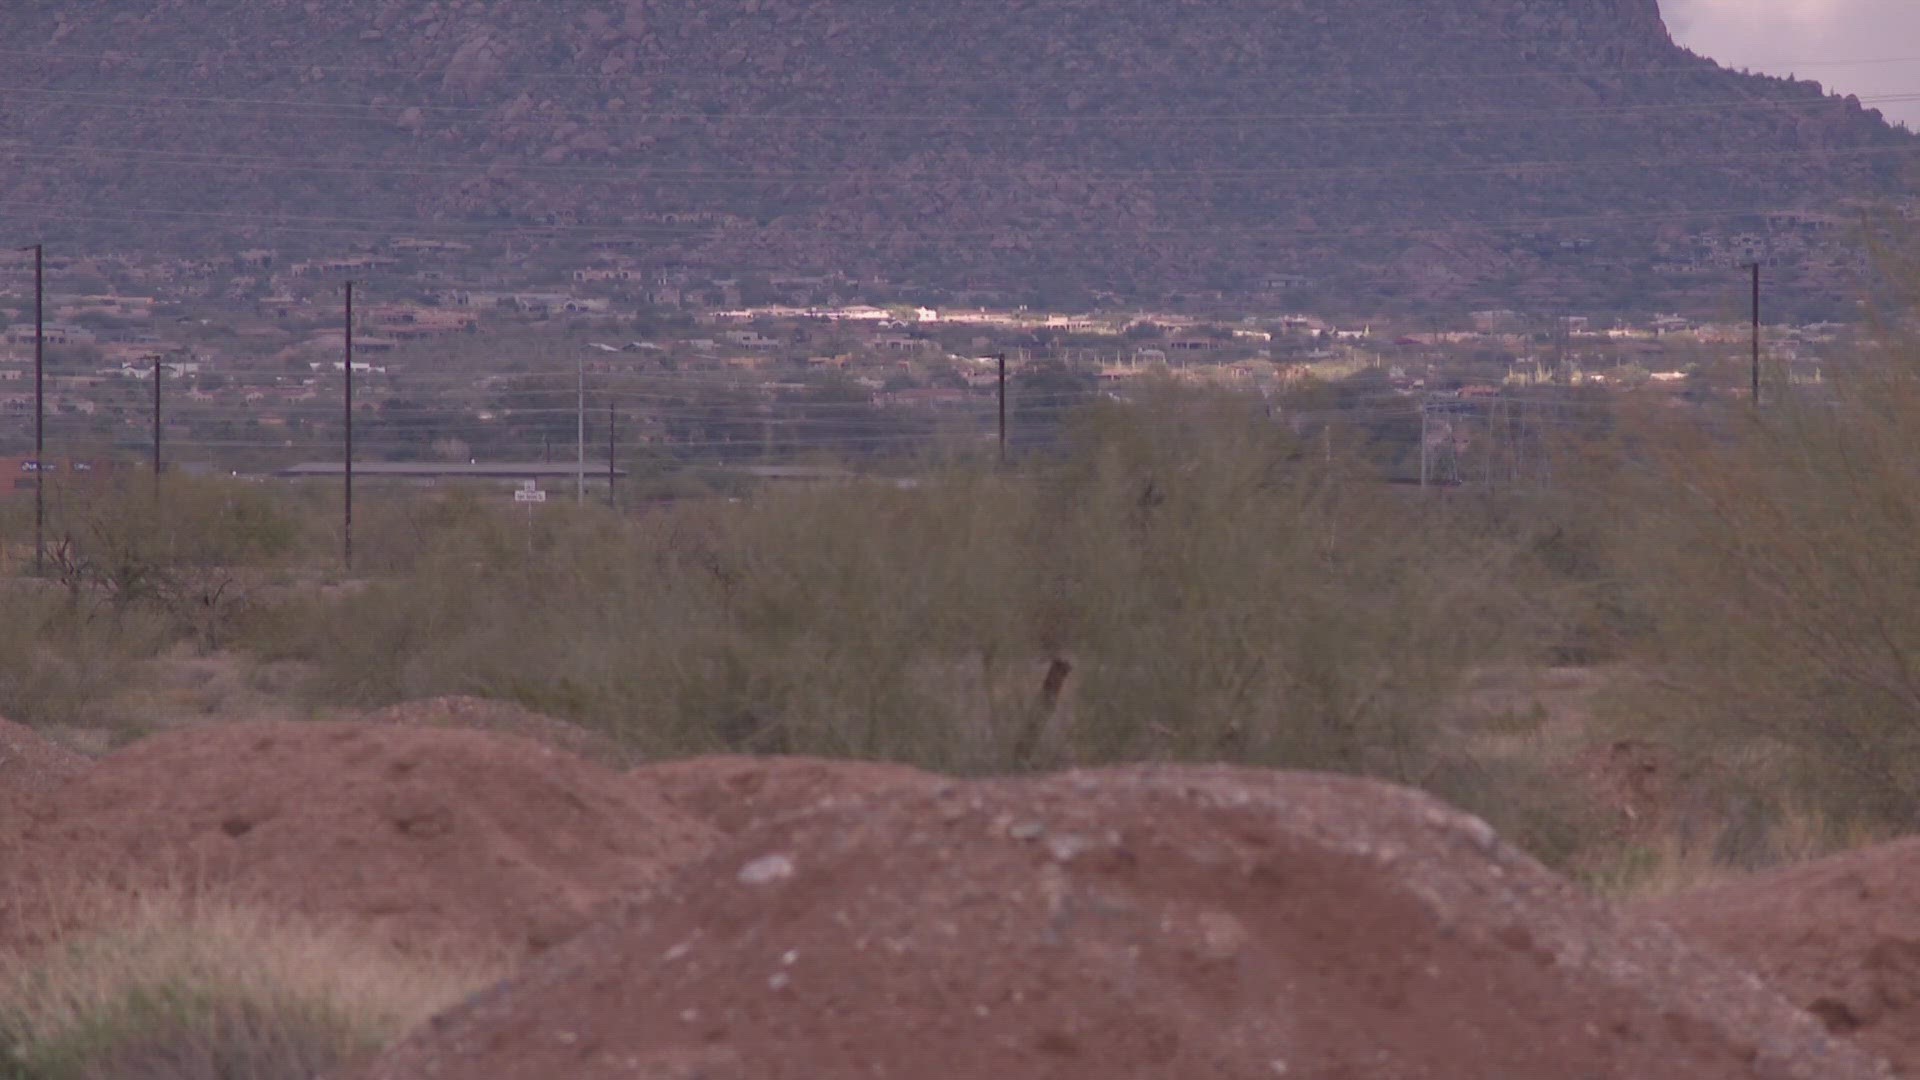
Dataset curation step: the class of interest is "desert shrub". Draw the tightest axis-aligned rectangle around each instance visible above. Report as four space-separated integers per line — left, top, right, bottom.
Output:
1611 348 1920 832
0 897 494 1080
263 384 1550 780
0 476 316 728
1423 758 1613 872
0 585 175 728
25 475 304 654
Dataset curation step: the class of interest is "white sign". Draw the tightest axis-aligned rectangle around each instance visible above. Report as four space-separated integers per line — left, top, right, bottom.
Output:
519 480 538 492
514 489 547 504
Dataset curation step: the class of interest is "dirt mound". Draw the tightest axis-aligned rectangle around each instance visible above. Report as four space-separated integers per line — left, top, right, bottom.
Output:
363 766 1880 1080
4 721 713 956
361 695 636 768
1642 838 1920 1074
637 755 936 837
0 718 87 821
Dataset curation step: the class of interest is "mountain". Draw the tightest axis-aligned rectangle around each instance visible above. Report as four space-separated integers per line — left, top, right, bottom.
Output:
0 0 1912 311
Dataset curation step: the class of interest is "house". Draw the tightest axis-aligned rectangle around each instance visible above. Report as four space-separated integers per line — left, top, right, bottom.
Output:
873 334 935 353
881 388 973 409
5 323 96 347
373 304 478 338
57 296 155 321
389 239 473 257
572 267 640 284
309 360 390 375
505 293 575 314
290 256 401 277
724 330 781 349
116 360 201 380
1041 316 1099 333
1166 337 1225 353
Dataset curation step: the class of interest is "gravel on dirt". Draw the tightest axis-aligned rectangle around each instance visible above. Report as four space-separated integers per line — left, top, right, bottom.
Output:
1643 837 1920 1075
362 765 1885 1080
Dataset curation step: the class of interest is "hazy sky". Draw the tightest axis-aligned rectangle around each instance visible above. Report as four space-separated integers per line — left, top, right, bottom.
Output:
1662 0 1920 128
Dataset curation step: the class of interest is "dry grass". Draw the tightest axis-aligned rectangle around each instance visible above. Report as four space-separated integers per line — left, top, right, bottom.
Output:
0 892 503 1080
1582 806 1888 902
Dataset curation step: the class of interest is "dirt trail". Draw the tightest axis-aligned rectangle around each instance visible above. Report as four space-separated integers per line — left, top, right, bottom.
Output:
364 765 1882 1080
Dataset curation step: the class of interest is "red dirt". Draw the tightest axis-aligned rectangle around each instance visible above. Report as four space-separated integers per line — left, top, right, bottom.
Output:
1642 838 1920 1075
636 754 936 837
1547 737 1727 858
363 766 1881 1080
1 721 713 957
360 695 637 768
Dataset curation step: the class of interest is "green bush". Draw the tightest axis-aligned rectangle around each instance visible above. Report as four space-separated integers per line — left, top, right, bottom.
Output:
255 383 1547 781
1610 350 1920 832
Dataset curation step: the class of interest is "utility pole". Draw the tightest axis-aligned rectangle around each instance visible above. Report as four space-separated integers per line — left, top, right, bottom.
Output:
1419 399 1430 491
1485 403 1494 490
152 353 162 502
576 354 585 505
1511 399 1522 485
344 281 354 572
996 353 1007 466
30 244 43 574
1750 262 1762 407
606 402 616 509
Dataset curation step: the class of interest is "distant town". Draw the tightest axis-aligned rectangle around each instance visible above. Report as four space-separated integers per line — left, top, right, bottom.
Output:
0 237 1874 496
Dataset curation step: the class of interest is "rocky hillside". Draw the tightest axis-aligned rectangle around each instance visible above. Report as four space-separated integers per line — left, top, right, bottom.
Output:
0 0 1911 307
